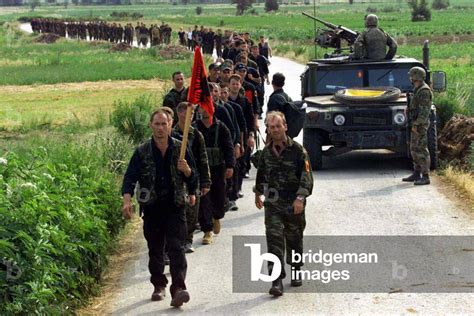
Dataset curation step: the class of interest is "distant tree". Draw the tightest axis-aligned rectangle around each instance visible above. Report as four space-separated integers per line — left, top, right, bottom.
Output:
232 0 255 15
349 0 354 4
265 0 278 12
196 6 203 15
182 0 189 5
64 0 69 8
408 0 431 21
30 0 40 11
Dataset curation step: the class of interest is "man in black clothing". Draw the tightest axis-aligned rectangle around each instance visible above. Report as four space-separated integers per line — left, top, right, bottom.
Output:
172 102 211 254
122 109 197 307
195 108 235 244
210 82 236 143
163 71 189 121
267 72 292 113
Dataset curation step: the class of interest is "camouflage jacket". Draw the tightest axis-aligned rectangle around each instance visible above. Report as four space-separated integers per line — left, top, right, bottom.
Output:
354 27 397 60
408 82 433 128
254 136 313 205
172 125 211 190
121 137 197 208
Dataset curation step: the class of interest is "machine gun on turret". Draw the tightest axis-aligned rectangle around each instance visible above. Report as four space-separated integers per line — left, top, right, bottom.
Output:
302 12 359 56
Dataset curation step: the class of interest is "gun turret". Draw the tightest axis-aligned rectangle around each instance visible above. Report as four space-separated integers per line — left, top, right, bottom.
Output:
302 12 359 55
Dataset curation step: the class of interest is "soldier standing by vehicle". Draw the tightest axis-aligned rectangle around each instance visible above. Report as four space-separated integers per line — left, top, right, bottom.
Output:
403 67 433 185
172 102 211 253
354 14 398 60
121 109 197 307
163 71 189 121
254 111 313 297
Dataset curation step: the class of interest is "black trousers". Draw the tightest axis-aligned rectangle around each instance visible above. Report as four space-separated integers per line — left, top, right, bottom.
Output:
199 165 226 232
185 196 200 244
142 200 187 297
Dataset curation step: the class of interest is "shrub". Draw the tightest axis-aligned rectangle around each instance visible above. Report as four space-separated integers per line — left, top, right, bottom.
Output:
196 6 203 15
381 6 398 12
110 94 155 144
265 0 279 12
130 12 144 19
0 138 126 314
408 0 432 22
432 0 449 10
366 6 378 13
435 95 463 130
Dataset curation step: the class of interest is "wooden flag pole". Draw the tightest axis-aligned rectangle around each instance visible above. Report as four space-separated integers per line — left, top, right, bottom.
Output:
179 103 194 160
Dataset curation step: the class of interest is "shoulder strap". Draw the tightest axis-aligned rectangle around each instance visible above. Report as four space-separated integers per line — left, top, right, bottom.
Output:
214 123 220 148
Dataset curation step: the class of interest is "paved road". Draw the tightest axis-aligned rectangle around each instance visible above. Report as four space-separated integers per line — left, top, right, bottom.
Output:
17 24 473 313
110 56 473 314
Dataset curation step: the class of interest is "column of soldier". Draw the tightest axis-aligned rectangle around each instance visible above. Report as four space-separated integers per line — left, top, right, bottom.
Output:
29 18 274 56
30 18 173 46
160 32 272 253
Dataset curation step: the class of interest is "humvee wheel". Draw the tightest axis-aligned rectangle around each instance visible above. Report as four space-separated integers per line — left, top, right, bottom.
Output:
303 128 323 170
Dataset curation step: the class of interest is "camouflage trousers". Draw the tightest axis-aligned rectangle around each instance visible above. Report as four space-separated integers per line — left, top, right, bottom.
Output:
265 201 306 279
410 125 430 174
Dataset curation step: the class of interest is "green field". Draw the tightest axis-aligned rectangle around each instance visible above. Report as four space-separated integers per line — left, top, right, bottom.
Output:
0 25 194 85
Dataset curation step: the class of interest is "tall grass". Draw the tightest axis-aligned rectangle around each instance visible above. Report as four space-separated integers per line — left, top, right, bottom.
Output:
0 132 132 314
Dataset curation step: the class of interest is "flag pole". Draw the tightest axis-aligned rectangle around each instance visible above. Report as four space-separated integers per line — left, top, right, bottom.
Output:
179 103 193 160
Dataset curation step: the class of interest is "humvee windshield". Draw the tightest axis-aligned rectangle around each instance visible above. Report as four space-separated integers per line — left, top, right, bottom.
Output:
310 64 416 95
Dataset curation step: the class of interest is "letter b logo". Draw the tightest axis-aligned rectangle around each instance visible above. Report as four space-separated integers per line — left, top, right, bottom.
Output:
245 243 281 282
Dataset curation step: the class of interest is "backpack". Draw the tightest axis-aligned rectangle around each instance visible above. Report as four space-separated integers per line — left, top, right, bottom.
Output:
274 94 305 138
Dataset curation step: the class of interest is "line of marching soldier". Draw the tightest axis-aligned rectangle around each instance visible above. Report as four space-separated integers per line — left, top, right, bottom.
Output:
30 18 172 47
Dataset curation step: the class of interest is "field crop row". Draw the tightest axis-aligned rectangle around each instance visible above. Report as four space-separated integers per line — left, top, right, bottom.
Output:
0 132 132 314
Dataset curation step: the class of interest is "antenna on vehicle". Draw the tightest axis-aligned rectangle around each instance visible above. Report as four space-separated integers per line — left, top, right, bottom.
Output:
313 0 317 59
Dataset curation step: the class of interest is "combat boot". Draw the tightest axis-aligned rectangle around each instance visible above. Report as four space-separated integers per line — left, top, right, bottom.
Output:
402 171 420 182
414 174 430 185
212 218 221 235
269 278 283 296
151 286 165 301
170 288 190 307
202 231 213 245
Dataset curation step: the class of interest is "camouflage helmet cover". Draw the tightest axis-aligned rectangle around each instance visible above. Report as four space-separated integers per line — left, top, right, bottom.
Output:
365 14 379 27
408 66 426 81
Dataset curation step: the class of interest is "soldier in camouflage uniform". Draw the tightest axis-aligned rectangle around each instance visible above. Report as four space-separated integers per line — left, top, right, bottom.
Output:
122 108 197 307
163 72 189 122
354 14 398 60
254 111 313 297
172 102 211 253
403 66 433 185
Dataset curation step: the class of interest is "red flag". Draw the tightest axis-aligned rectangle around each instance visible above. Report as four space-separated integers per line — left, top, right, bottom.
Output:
187 47 214 124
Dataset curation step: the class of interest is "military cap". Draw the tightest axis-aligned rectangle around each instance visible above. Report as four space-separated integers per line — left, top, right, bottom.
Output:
209 62 221 71
234 63 247 72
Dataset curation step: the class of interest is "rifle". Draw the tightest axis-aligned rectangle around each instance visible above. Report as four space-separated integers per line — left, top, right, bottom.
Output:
302 12 359 53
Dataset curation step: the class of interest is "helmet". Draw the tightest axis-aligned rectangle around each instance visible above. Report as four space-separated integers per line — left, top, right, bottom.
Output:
365 14 379 27
408 67 426 81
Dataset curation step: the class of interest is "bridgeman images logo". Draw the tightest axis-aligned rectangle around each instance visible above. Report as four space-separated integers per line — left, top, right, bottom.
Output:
245 243 281 282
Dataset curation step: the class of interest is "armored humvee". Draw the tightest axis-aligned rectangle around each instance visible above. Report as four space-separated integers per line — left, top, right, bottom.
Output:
300 14 446 170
